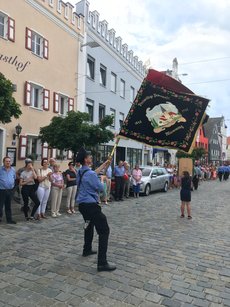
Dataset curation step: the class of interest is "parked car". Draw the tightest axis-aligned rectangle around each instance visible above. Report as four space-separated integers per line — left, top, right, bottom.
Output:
131 166 170 196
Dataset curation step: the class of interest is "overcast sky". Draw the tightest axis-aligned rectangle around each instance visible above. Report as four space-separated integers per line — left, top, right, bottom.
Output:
71 0 230 132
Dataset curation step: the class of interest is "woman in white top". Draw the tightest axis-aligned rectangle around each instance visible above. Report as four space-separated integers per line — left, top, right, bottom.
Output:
36 158 52 220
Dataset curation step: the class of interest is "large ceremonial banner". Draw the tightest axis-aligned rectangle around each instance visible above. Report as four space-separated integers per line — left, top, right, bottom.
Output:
119 69 209 153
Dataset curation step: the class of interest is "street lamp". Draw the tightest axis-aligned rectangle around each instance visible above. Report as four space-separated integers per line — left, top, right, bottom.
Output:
80 41 100 51
13 123 22 140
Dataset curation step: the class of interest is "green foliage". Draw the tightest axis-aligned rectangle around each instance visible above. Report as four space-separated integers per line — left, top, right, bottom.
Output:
39 111 114 160
176 147 207 160
0 73 22 124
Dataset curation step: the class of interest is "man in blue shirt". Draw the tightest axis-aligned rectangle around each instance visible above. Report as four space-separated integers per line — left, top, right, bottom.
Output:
218 165 224 182
114 161 125 201
0 156 17 224
76 147 116 272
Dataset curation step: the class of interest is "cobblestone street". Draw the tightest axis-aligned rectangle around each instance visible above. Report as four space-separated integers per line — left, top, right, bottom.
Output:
0 180 230 307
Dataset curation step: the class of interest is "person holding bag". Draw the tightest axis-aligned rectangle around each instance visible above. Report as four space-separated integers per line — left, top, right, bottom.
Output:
132 164 142 198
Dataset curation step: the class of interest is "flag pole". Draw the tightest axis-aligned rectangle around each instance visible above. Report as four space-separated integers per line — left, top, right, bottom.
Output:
109 136 120 160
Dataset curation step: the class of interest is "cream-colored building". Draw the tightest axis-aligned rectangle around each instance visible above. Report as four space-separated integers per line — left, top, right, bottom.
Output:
0 0 84 168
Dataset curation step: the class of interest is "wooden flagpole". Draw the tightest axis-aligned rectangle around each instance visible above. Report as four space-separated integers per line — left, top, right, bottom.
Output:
109 136 120 160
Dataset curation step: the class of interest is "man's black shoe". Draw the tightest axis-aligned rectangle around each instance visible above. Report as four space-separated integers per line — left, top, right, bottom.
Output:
7 220 16 224
82 250 97 257
97 262 116 272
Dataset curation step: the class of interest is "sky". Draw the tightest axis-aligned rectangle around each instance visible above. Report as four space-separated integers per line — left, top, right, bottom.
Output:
71 0 230 132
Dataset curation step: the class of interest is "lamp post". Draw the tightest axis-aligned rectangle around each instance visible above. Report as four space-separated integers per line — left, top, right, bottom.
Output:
13 124 22 140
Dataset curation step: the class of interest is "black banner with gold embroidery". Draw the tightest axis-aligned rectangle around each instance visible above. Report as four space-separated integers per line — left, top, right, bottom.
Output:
119 70 209 153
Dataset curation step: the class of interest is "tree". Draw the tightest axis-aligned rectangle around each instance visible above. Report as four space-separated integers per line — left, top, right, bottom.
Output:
39 111 114 161
0 73 22 124
176 147 207 160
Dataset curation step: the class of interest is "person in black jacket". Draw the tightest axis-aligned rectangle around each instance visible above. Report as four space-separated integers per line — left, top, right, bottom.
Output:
180 171 192 219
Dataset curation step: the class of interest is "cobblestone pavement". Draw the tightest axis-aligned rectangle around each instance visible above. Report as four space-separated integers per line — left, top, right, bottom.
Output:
0 180 230 307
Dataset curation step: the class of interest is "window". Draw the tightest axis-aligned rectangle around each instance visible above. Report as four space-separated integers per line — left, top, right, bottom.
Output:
119 112 124 128
26 28 49 59
0 12 15 42
26 136 42 161
100 64 107 87
59 95 68 116
111 72 117 93
49 0 54 6
31 32 42 57
87 55 95 80
31 84 43 109
24 82 50 111
120 79 125 98
110 108 116 127
53 93 73 114
130 86 135 102
0 13 6 38
99 104 105 122
86 98 94 122
57 0 62 12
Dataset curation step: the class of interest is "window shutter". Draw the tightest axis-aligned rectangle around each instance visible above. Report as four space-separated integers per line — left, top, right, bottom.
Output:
42 142 49 159
68 98 74 111
25 27 32 50
43 89 50 111
53 92 59 113
8 17 15 42
43 38 49 59
24 81 31 106
19 136 28 160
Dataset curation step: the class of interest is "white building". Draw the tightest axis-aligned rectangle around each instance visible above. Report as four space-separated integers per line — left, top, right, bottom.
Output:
76 0 152 167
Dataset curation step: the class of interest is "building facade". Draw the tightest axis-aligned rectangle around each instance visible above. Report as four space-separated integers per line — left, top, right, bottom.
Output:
75 0 152 168
195 126 208 150
0 0 84 167
203 118 222 164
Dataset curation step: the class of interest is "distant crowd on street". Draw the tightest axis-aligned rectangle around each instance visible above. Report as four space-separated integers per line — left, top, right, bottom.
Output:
0 154 230 225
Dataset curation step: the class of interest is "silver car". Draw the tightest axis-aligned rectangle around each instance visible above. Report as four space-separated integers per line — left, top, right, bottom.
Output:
131 166 170 196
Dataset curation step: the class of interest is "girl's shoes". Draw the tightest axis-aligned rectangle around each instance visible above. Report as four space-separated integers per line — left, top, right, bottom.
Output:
180 214 185 218
188 216 192 219
67 209 72 214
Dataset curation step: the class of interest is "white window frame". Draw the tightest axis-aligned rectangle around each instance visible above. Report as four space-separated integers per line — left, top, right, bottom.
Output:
120 79 125 98
49 0 54 7
30 83 43 110
119 112 124 128
111 72 117 93
99 104 105 122
0 12 7 39
59 94 69 117
57 0 62 13
100 64 107 87
86 98 94 122
130 86 135 103
110 108 116 128
31 31 43 58
87 55 95 80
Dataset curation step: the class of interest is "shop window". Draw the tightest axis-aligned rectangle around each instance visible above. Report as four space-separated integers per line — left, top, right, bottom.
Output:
100 64 107 87
26 136 42 161
87 55 95 80
86 98 94 122
26 28 49 59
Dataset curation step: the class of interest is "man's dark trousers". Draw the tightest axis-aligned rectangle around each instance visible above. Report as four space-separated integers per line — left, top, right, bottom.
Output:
79 203 110 265
115 176 124 200
0 189 13 222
